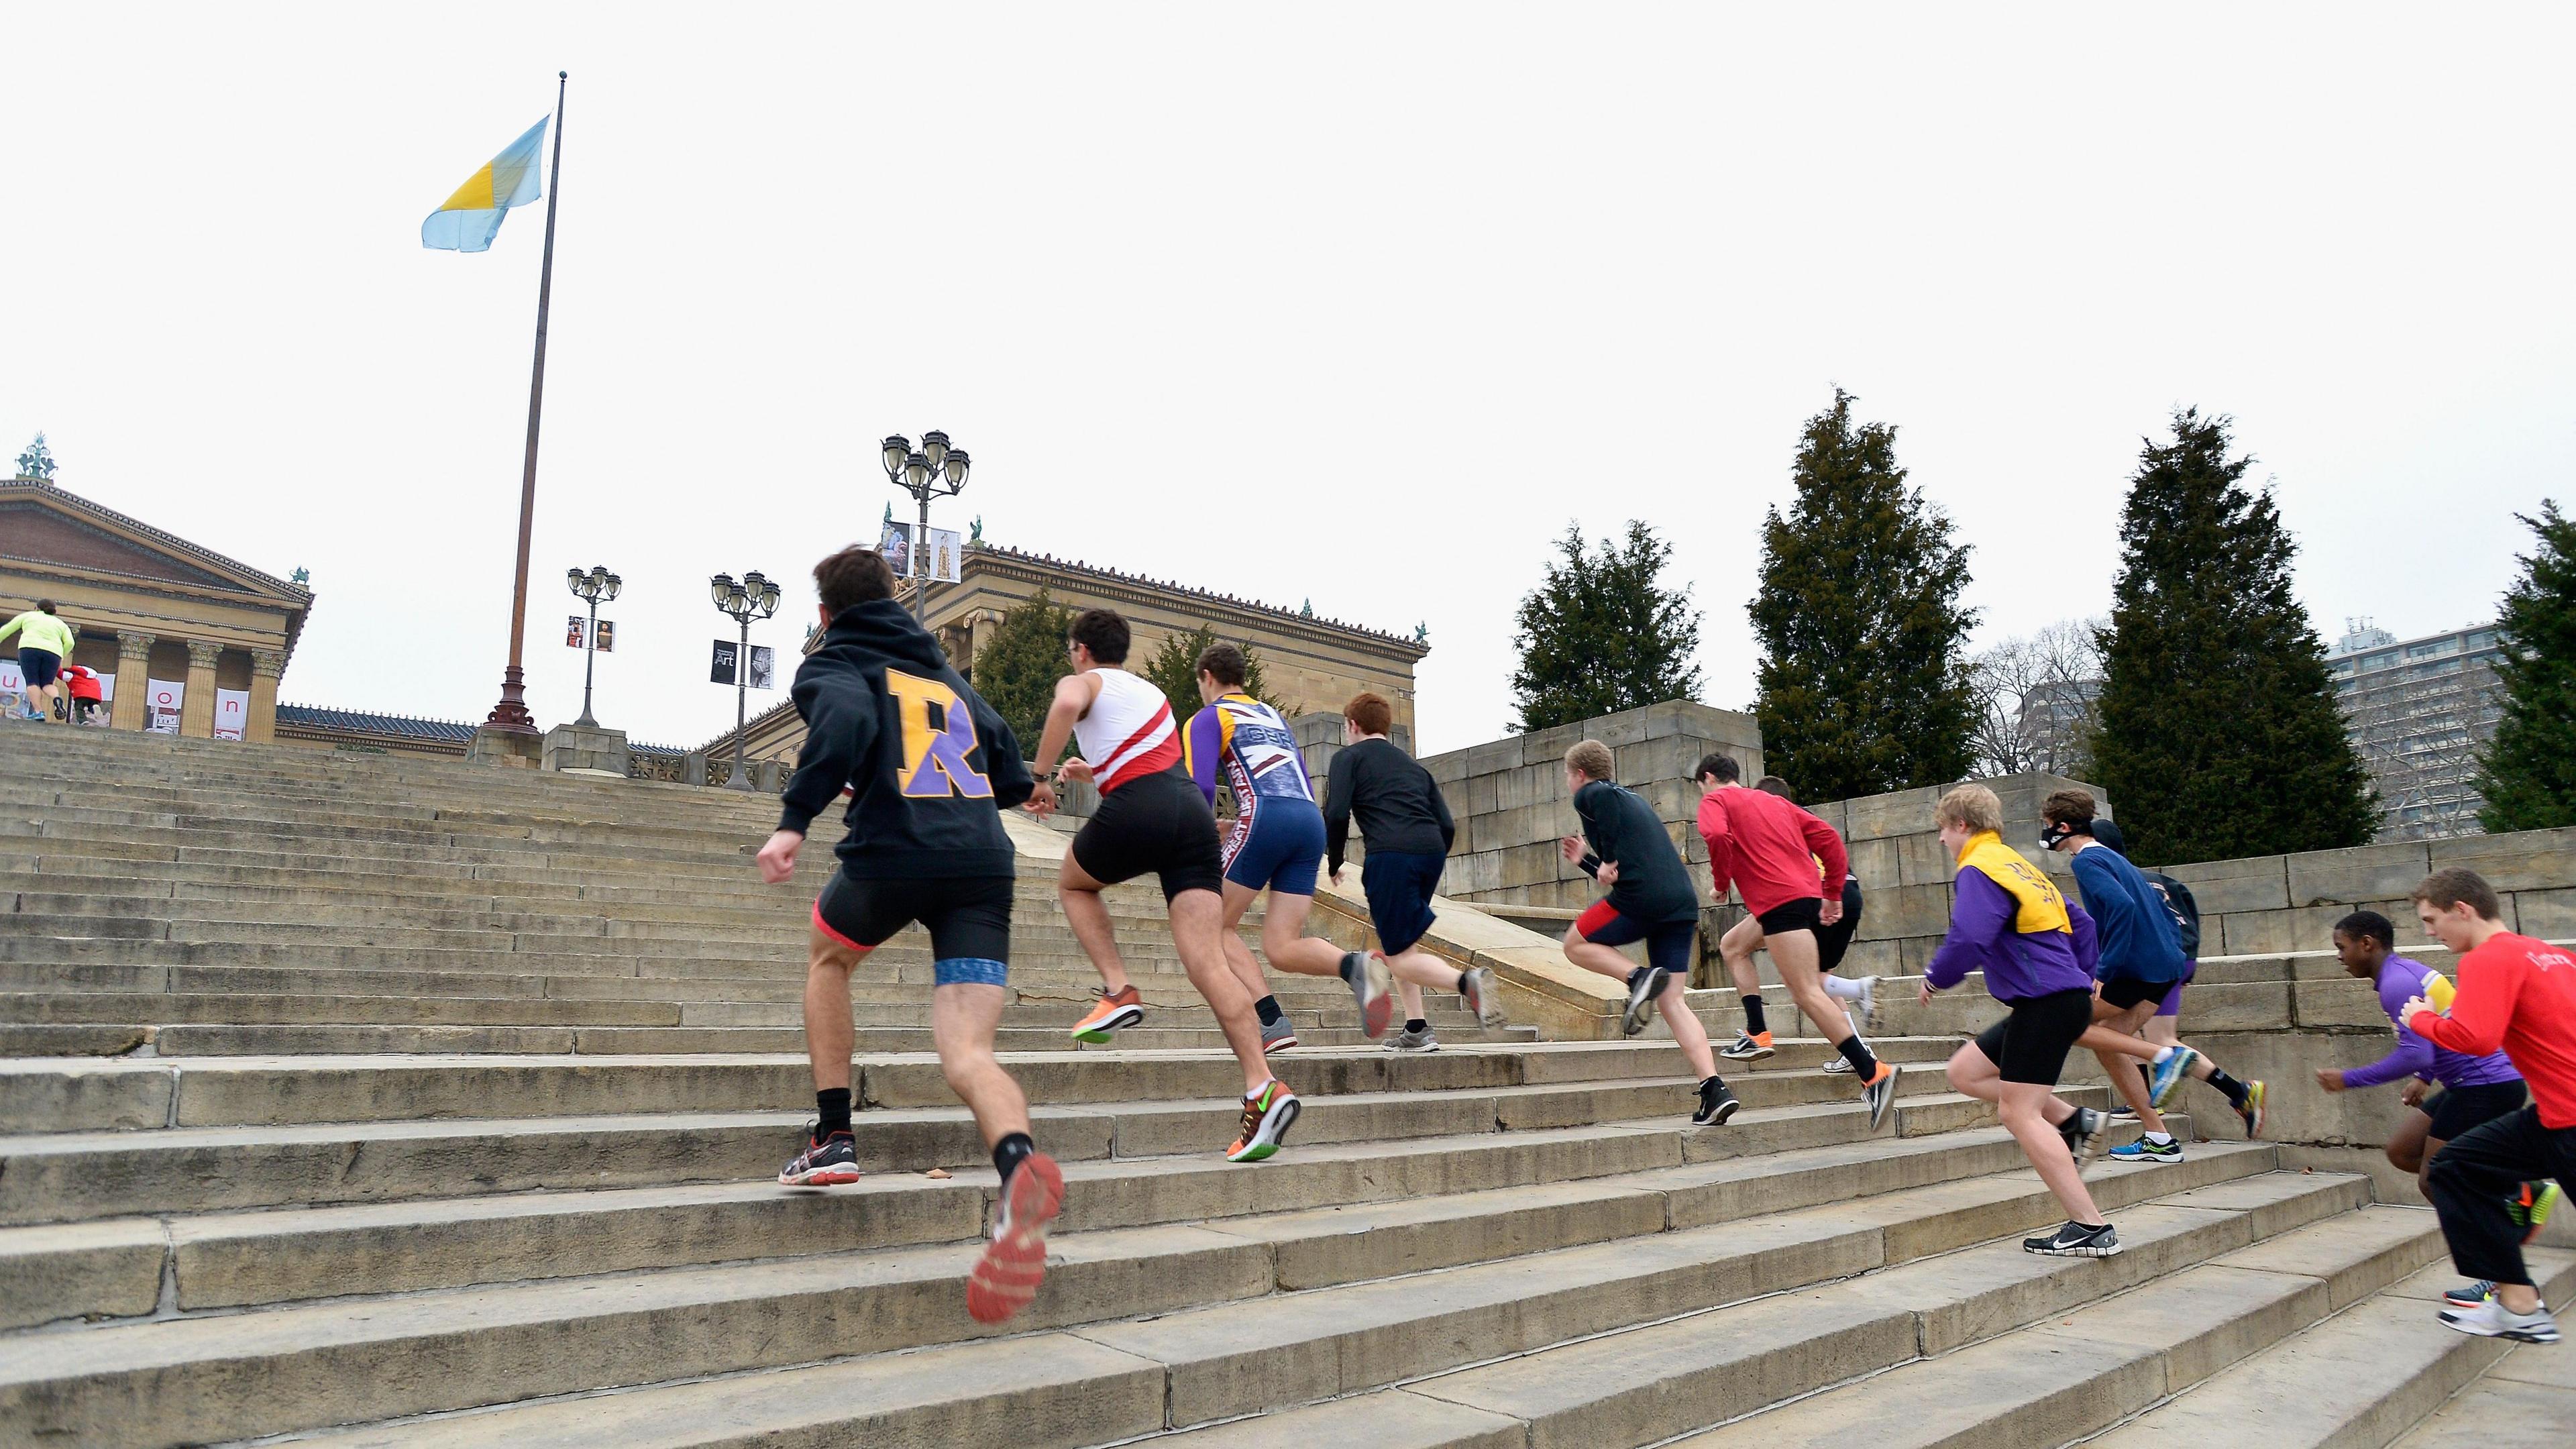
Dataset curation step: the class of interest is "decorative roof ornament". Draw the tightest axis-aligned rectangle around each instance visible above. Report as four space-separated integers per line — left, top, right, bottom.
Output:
290 567 311 587
14 433 55 481
1299 598 1314 619
969 515 983 544
882 500 894 526
1414 621 1430 644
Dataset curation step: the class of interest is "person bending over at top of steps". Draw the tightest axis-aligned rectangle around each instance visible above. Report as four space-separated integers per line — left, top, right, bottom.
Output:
1749 775 1881 1070
1028 607 1299 1165
1320 692 1500 1053
2316 908 2553 1311
2400 867 2576 1344
1184 644 1499 1050
1920 783 2123 1258
2035 790 2265 1165
1554 741 1737 1126
1697 754 1900 1132
757 543 1061 1326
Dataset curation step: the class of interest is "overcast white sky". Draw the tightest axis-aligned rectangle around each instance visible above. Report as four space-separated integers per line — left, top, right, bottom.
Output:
5 7 2568 754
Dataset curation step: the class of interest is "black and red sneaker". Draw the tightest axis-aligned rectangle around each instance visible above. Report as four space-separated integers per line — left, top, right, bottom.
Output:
779 1125 861 1186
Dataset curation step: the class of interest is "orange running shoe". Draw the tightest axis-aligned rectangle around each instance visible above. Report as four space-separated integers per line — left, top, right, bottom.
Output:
966 1151 1064 1324
1071 984 1144 1043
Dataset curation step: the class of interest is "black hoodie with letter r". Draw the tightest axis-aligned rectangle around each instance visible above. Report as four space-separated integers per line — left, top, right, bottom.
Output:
777 599 1035 878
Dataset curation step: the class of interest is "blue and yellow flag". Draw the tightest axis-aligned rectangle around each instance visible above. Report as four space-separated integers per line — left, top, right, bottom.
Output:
422 117 548 253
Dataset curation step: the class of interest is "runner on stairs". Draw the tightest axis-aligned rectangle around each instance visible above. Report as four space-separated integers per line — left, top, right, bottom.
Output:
1749 775 1880 1073
1920 783 2122 1258
1183 642 1406 1046
1553 741 1738 1126
1028 608 1299 1163
2037 790 2264 1163
1320 691 1504 1053
2087 816 2202 1089
1695 753 1900 1130
757 545 1063 1324
2402 867 2575 1344
2315 907 2548 1308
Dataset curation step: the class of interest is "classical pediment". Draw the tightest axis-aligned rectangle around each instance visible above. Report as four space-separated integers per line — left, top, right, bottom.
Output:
0 482 309 605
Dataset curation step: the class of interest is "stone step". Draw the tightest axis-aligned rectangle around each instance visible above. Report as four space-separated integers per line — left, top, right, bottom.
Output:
205 1151 2296 1449
0 1080 2064 1226
2 1117 2082 1326
0 796 777 850
2090 1246 2576 1448
0 1021 1525 1059
2390 1304 2575 1447
0 990 689 1030
0 957 1352 1002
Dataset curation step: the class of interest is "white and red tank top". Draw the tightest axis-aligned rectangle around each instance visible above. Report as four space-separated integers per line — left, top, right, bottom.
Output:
1074 668 1183 793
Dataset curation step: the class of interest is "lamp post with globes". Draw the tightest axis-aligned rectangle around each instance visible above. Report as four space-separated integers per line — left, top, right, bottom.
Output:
708 570 780 790
880 431 970 621
565 564 620 728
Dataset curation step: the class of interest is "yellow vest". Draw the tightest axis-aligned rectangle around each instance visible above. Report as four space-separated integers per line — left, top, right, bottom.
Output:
1955 830 2072 936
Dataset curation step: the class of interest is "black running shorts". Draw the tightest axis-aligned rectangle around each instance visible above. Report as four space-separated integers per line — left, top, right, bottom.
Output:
2097 973 2181 1012
1577 900 1697 977
1817 878 1864 973
1973 987 2096 1086
1756 896 1823 936
813 871 1013 984
2426 1079 2530 1143
1071 767 1226 902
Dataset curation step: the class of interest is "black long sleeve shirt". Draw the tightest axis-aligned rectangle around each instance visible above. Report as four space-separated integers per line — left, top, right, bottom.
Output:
1322 737 1454 873
1574 778 1703 924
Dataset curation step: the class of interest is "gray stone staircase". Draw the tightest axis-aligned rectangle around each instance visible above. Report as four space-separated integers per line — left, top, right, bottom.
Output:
0 725 2561 1447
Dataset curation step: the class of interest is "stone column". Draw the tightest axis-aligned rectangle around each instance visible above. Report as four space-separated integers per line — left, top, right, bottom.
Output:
246 649 286 744
110 632 155 731
179 641 222 738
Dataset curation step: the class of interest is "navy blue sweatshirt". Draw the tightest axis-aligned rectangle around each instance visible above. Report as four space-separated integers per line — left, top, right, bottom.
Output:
777 599 1034 877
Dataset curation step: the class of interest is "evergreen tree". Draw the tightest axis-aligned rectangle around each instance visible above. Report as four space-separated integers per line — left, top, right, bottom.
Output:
1141 624 1283 719
1750 390 1978 799
2475 502 2576 832
2092 408 2375 861
969 589 1077 752
1509 521 1704 731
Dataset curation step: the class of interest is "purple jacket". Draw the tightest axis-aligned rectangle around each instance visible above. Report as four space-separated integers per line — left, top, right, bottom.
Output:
1925 865 2100 1002
2341 956 2523 1091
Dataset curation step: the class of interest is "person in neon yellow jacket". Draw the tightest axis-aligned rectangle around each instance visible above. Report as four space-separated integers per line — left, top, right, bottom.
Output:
0 600 77 722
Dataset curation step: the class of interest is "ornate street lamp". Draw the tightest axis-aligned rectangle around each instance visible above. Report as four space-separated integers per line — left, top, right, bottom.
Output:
708 568 780 790
881 431 971 622
564 564 621 728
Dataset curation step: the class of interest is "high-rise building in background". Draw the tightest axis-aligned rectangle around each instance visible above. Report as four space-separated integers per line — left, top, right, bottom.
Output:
2328 618 2506 841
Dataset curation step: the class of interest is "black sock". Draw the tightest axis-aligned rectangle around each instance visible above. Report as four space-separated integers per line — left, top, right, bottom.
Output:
1407 1018 1429 1034
992 1132 1034 1189
817 1087 853 1138
1740 996 1768 1036
1254 995 1283 1027
2206 1067 2250 1107
1337 954 1357 982
1835 1034 1879 1077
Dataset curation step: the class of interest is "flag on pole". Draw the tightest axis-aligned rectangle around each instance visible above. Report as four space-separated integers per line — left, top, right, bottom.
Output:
422 117 549 253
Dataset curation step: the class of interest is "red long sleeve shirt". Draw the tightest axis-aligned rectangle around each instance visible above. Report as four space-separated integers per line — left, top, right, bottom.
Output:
2408 930 2576 1128
1696 786 1849 918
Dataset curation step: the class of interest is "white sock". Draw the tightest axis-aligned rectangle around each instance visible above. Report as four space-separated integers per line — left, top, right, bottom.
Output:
2151 1046 2176 1065
2144 1131 2175 1144
1821 975 1866 1001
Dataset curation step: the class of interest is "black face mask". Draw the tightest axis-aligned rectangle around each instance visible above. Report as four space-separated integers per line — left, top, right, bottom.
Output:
2037 822 2078 852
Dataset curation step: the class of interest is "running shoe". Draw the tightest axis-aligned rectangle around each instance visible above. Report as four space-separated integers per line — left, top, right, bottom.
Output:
965 1150 1063 1324
2145 1046 2200 1110
1821 1054 1855 1075
2514 1181 2563 1245
2024 1220 2123 1257
1225 1080 1301 1163
2057 1106 2109 1167
2109 1105 2139 1120
1854 976 1880 1030
1693 1077 1741 1126
2443 1280 2498 1309
1460 965 1509 1028
2440 1296 2560 1343
1070 984 1144 1043
1719 1030 1776 1063
1260 1015 1299 1053
778 1126 861 1187
2234 1079 2267 1138
1343 951 1393 1038
1382 1024 1440 1053
2108 1136 2184 1166
1862 1062 1901 1132
1621 965 1671 1037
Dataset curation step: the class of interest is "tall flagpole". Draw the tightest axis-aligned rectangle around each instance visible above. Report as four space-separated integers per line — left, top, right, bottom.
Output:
481 70 568 736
